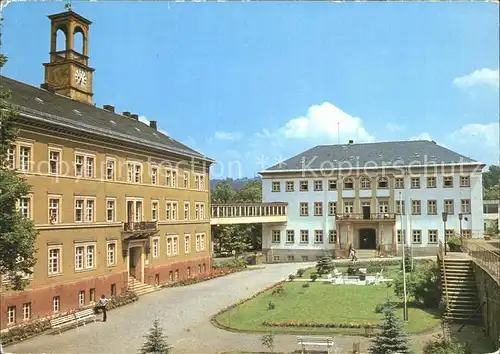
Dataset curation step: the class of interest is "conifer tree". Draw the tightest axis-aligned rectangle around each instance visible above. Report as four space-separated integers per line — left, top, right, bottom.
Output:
316 253 334 276
138 318 172 354
369 300 412 354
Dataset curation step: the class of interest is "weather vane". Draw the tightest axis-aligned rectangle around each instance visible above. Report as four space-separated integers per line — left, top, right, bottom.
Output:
64 0 72 11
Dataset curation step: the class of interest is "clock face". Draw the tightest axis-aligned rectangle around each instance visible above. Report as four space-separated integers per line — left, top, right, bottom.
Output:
74 69 87 89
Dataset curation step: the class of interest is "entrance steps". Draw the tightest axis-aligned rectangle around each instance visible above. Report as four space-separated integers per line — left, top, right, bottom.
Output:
355 250 377 259
440 258 482 324
127 277 157 296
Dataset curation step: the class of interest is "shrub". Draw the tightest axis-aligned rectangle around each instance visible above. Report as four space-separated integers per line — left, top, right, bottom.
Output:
374 303 387 314
394 260 440 308
400 247 413 273
261 333 276 353
212 257 248 269
316 254 334 275
447 236 462 252
267 301 276 310
423 336 471 354
296 268 306 277
271 285 284 295
288 274 296 281
302 282 310 288
310 273 318 282
347 264 357 276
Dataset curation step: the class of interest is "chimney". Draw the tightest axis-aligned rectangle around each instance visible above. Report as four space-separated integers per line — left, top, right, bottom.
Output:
348 139 354 144
130 114 139 120
103 104 115 113
122 111 131 117
40 83 55 93
149 120 157 130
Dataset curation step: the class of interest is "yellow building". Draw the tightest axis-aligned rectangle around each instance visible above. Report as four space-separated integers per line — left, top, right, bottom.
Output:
1 9 214 329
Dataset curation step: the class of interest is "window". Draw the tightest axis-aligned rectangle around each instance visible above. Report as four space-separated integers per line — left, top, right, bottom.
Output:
428 230 438 244
272 181 280 192
378 177 388 188
75 244 96 270
412 200 421 215
328 202 337 216
445 229 455 240
360 177 371 189
111 284 116 296
168 271 174 282
427 176 436 188
75 154 84 177
300 230 309 243
106 158 115 180
195 202 205 220
378 200 389 213
410 177 420 189
343 200 354 214
462 229 472 239
461 199 471 214
273 255 280 262
107 241 116 266
6 145 15 169
186 267 191 277
328 179 337 190
48 197 61 224
48 246 62 275
75 153 95 178
395 177 404 189
299 180 308 192
151 167 158 185
18 196 31 219
183 171 189 188
443 176 453 188
195 174 205 190
165 169 177 187
7 306 16 324
314 230 323 243
286 230 294 243
172 236 179 255
89 288 96 302
106 199 115 222
328 230 337 244
85 199 95 222
301 255 309 262
285 181 294 192
75 197 95 223
314 180 323 191
49 149 61 174
167 237 173 256
460 175 470 187
412 230 422 244
127 162 142 183
397 230 406 244
53 296 60 312
166 201 178 221
395 200 405 215
151 200 158 221
314 202 323 216
196 233 206 251
152 237 159 258
19 145 31 172
78 290 85 306
75 246 84 270
444 200 454 214
427 200 437 215
184 234 190 253
287 255 295 262
184 202 190 220
272 230 280 243
299 202 309 216
343 177 354 189
22 302 31 321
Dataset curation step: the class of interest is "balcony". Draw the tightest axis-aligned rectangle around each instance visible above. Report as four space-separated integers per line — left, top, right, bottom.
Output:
335 213 396 222
210 202 288 225
122 221 158 240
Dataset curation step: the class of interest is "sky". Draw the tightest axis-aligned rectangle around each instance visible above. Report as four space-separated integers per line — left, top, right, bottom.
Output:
2 1 499 179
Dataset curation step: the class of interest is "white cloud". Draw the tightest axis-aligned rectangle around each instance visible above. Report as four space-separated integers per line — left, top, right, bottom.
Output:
446 122 499 164
213 131 243 141
409 132 433 141
385 122 405 133
453 68 499 89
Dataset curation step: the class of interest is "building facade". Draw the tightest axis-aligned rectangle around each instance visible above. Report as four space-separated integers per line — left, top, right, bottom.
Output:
0 9 213 329
260 140 485 262
483 200 499 232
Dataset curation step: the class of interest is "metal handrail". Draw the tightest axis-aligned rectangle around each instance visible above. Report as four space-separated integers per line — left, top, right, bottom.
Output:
464 242 500 282
438 240 449 304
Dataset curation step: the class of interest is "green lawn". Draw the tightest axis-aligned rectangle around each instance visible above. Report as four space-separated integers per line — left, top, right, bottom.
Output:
216 282 440 335
301 265 402 280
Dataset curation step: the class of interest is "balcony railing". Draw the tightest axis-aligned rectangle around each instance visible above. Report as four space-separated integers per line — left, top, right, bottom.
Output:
211 202 288 218
335 213 396 221
123 221 158 232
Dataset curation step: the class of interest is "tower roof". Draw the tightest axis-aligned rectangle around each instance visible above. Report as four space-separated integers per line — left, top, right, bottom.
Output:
48 9 92 25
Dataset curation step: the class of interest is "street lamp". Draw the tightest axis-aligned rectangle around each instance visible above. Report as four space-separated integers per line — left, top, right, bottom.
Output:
442 212 448 255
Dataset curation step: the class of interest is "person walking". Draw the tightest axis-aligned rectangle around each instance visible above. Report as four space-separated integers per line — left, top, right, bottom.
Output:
350 247 358 262
94 294 109 322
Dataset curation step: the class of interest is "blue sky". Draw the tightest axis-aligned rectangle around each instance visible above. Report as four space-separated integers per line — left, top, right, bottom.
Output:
2 2 499 178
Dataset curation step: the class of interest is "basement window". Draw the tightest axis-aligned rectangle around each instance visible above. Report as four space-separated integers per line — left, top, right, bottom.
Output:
34 97 44 104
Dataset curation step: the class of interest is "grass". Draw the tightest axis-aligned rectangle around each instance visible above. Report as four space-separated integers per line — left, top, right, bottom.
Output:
215 282 440 335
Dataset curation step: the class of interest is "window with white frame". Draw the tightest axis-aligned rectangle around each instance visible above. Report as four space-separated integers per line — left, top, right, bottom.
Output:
107 241 116 266
106 199 115 222
152 237 159 258
395 200 405 215
195 174 205 190
461 199 471 214
166 236 173 256
328 230 337 244
299 180 308 191
314 202 323 216
106 158 115 180
184 202 190 220
328 202 337 216
7 145 15 169
343 200 354 214
75 197 95 222
18 196 31 219
151 166 158 185
7 306 16 324
75 154 84 177
165 169 173 187
166 201 178 220
195 202 204 220
52 296 60 312
397 229 406 244
172 236 179 255
75 153 95 178
272 230 280 243
410 177 420 189
428 230 438 243
328 179 337 190
412 200 421 215
378 200 389 213
22 302 31 321
183 171 189 188
172 169 178 187
300 230 309 243
49 149 61 174
85 199 95 222
127 162 142 183
427 176 436 188
78 290 85 306
460 175 470 187
412 230 422 244
126 199 143 222
272 181 280 192
443 176 453 188
314 180 323 191
199 203 205 219
360 177 371 189
151 201 158 221
19 145 31 172
444 200 454 214
285 181 294 192
445 229 455 240
48 246 62 275
75 199 84 222
286 230 294 243
395 177 404 189
75 244 96 270
200 234 205 250
195 234 200 251
427 200 437 215
314 230 323 243
299 202 309 216
343 177 354 189
48 197 61 224
184 234 190 253
378 177 388 188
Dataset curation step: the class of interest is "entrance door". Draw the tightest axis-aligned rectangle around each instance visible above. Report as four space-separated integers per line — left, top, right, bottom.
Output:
128 247 142 281
359 228 376 249
362 206 371 220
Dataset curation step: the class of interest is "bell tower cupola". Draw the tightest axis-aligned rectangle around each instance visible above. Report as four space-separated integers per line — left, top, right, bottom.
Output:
42 8 95 104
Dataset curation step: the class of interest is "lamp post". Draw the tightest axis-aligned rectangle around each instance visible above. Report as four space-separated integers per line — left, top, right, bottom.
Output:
399 191 408 321
458 213 463 244
442 212 448 255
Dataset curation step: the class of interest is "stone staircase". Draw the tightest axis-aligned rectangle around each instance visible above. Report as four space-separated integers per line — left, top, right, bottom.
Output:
127 277 157 296
440 259 482 324
355 249 377 259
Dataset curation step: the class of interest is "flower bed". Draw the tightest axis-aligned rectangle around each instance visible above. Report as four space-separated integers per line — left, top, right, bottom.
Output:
162 267 244 288
262 321 381 330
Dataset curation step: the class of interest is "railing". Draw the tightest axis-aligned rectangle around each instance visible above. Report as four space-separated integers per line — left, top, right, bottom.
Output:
335 213 396 221
211 202 288 218
123 221 158 232
438 240 449 304
464 242 500 282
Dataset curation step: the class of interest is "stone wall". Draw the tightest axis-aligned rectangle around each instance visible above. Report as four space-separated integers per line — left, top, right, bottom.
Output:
473 263 500 350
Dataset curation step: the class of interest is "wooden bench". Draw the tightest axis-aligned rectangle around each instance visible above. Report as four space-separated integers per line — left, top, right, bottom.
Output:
297 336 335 354
74 308 96 326
50 313 78 334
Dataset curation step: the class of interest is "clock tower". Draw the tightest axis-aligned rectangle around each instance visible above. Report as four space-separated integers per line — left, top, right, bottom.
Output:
43 9 94 104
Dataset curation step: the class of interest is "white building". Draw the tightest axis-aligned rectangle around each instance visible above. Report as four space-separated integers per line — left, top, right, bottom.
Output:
483 200 499 232
259 140 485 262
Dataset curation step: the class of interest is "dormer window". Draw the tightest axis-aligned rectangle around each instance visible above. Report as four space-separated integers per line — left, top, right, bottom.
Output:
378 177 388 189
343 177 354 190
